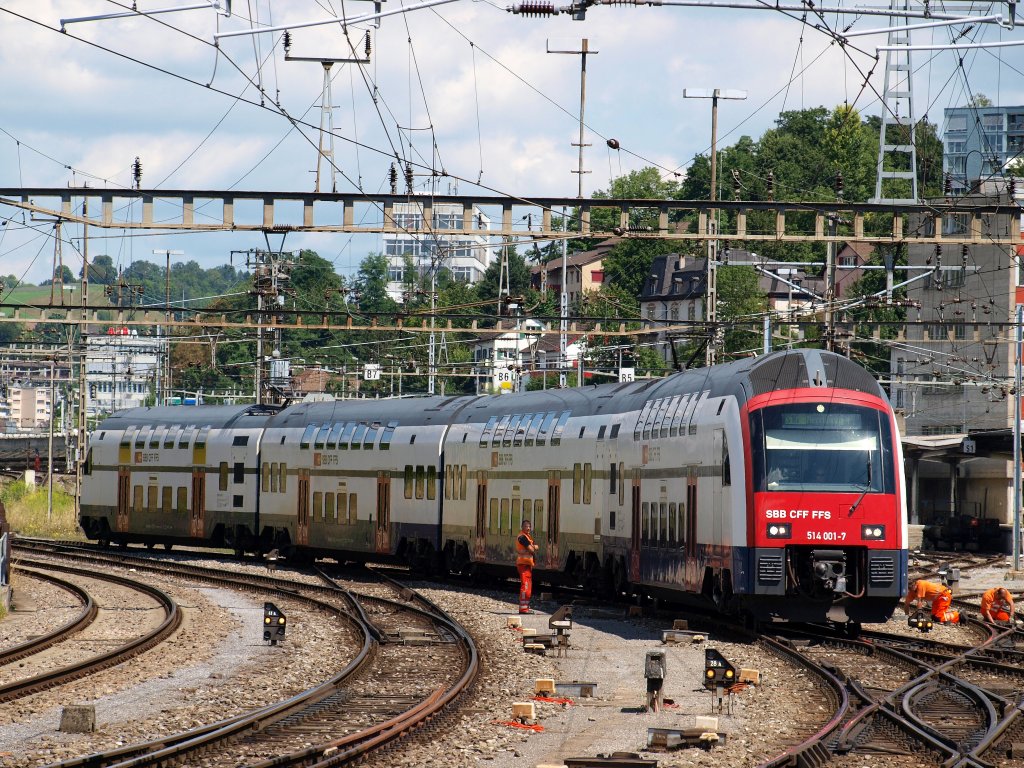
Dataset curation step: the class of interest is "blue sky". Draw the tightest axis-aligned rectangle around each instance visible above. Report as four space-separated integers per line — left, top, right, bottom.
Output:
2 0 1023 285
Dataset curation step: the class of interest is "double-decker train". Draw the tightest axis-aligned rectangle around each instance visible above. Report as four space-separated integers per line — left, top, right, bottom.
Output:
80 348 908 624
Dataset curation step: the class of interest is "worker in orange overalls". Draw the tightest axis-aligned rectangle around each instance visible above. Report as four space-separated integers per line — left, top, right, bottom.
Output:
516 519 539 614
980 587 1014 624
905 579 959 624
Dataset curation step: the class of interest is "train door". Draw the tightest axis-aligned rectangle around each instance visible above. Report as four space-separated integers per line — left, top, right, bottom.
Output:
296 470 310 546
630 470 641 582
190 471 205 539
712 429 724 553
116 467 130 533
474 470 487 559
375 471 391 554
546 470 561 569
190 439 207 539
686 473 698 584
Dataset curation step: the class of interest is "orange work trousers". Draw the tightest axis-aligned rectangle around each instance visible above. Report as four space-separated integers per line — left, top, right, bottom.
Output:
932 588 959 623
517 563 533 613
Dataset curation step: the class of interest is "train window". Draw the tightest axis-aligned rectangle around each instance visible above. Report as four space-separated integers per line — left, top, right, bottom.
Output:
233 494 243 508
327 423 344 449
660 502 668 544
641 501 650 544
271 463 279 492
717 400 726 416
135 429 148 448
611 423 620 439
120 428 135 450
300 425 318 449
178 426 195 448
668 502 677 544
537 412 557 446
364 423 380 449
196 426 210 447
634 402 651 441
325 492 335 521
339 422 356 449
415 466 425 499
312 492 322 520
511 498 521 534
177 487 187 514
233 435 249 447
533 498 544 532
609 462 617 494
151 427 165 449
133 485 143 512
551 411 571 446
427 469 436 500
83 448 93 476
350 493 358 521
444 466 452 500
500 498 510 534
351 423 367 450
577 426 585 439
314 424 331 450
380 421 398 449
573 463 582 504
722 434 731 486
148 485 158 513
410 435 416 445
504 415 522 447
685 392 704 435
513 416 529 447
642 400 659 440
670 395 689 437
610 509 617 530
338 493 348 524
164 427 181 449
279 464 287 493
598 425 606 440
583 463 592 504
480 416 498 448
233 462 245 484
261 463 270 492
526 413 544 446
619 462 625 506
489 498 498 533
493 414 511 448
219 462 229 491
662 396 682 438
162 486 172 513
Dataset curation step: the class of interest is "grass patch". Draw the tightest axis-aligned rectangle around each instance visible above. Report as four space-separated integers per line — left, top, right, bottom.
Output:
1 481 84 540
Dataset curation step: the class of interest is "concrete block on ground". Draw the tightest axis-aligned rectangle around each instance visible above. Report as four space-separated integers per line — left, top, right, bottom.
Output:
535 678 556 696
59 705 96 733
512 701 536 721
521 628 538 637
738 668 760 685
555 681 596 698
507 616 522 628
694 715 719 731
524 643 547 655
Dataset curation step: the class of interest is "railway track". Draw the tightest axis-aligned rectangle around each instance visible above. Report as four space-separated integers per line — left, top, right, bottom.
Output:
10 540 479 768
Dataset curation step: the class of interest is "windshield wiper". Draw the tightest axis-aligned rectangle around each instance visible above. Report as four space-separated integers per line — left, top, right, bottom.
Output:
847 455 873 516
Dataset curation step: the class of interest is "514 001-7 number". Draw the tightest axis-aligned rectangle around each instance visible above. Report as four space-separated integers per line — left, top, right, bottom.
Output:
806 531 847 541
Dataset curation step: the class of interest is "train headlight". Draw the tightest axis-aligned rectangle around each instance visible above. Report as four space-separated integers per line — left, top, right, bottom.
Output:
766 523 791 538
861 525 886 540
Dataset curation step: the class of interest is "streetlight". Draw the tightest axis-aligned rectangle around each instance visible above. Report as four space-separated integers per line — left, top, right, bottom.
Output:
683 88 747 366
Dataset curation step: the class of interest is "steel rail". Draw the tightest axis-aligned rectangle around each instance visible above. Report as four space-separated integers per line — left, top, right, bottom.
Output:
0 567 97 666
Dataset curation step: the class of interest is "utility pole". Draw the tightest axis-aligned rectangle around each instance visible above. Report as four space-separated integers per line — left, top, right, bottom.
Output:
152 249 183 405
683 88 747 366
75 195 89 521
243 248 298 405
47 357 55 522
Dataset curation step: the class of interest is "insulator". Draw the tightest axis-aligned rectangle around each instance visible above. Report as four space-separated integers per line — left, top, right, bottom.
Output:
607 138 620 149
1009 175 1017 198
132 156 142 188
765 171 774 201
731 169 741 197
283 30 292 53
834 171 844 198
943 171 952 196
405 162 414 193
364 31 371 58
388 163 398 194
510 1 559 14
961 244 968 267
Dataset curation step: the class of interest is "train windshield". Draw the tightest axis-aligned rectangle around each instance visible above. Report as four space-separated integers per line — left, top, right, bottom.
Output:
749 402 895 493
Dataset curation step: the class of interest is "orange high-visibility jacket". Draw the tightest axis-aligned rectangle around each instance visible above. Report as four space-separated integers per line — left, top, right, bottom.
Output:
516 530 535 567
980 587 1013 616
907 580 948 605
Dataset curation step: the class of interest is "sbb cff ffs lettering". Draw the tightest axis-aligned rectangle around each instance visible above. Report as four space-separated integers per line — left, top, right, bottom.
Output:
263 602 286 645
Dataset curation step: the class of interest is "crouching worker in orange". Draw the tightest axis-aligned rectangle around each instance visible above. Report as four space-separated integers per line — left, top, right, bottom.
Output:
980 587 1014 624
905 579 959 624
515 519 539 614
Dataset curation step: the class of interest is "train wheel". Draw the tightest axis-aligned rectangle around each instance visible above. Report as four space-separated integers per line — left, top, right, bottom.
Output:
98 538 110 548
843 622 862 639
146 542 156 550
163 543 173 551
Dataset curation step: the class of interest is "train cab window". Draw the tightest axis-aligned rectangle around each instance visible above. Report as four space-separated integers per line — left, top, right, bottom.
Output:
583 463 593 504
537 412 557 446
480 416 498 448
427 468 436 500
176 487 187 514
279 464 287 493
312 491 322 520
327 423 344 449
610 509 617 530
503 415 521 448
668 502 677 544
162 486 172 514
500 498 510 534
233 435 249 447
363 423 379 449
641 502 650 544
415 466 425 499
380 421 398 450
511 498 521 533
151 427 165 449
533 499 544 532
325 492 335 521
339 422 356 449
233 462 245 484
148 485 158 513
493 415 511 448
488 498 498 533
351 423 367 450
598 425 606 440
551 411 571 446
338 493 348 524
270 463 279 492
261 462 270 492
314 424 331 450
573 463 582 504
300 425 318 449
133 485 143 512
219 462 229 491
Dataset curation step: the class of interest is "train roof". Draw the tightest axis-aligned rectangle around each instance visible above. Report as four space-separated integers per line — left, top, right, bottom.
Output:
94 404 282 431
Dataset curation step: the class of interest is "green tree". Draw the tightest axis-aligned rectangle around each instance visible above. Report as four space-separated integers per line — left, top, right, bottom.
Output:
717 266 768 356
83 255 116 285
